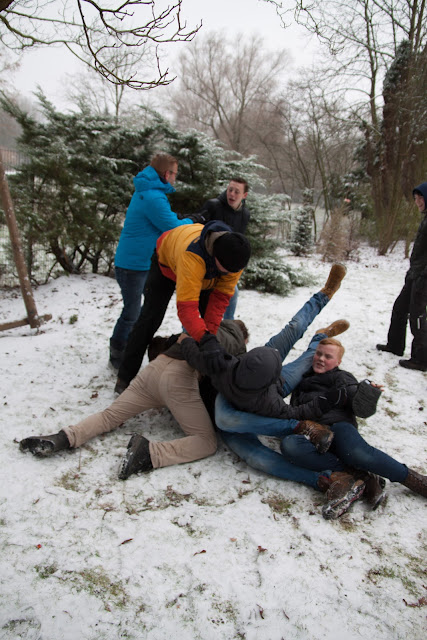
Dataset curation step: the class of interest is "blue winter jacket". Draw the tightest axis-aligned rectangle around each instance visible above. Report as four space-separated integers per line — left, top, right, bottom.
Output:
114 165 193 271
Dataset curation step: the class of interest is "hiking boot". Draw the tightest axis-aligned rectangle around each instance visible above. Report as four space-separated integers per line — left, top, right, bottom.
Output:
19 430 70 457
402 468 427 498
320 264 347 299
118 434 153 480
114 378 129 395
376 344 402 356
294 420 334 454
357 472 387 510
399 359 427 372
316 319 350 338
322 472 365 520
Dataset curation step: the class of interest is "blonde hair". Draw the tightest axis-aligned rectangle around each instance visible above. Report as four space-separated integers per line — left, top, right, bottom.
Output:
318 337 345 359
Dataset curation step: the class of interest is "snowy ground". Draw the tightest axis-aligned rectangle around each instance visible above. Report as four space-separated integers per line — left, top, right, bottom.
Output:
0 245 426 640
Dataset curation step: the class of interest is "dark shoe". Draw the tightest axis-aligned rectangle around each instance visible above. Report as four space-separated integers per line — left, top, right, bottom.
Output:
376 344 402 356
114 378 129 395
399 359 427 372
294 420 334 454
316 319 350 338
358 472 387 510
119 434 153 480
322 472 365 520
402 468 427 498
109 339 125 370
320 264 347 299
19 430 70 457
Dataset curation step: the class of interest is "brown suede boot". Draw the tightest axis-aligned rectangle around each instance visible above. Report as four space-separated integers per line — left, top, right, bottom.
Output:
294 420 334 454
316 319 350 338
320 264 347 299
402 469 427 498
321 472 365 520
356 471 387 510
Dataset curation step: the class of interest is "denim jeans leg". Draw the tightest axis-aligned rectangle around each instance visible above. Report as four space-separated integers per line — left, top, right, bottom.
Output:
264 292 329 360
220 431 322 490
280 333 325 397
111 267 149 347
280 434 346 472
223 286 238 320
215 394 298 437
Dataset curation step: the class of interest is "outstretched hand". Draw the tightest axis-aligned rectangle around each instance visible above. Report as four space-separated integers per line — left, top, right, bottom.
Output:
199 333 228 375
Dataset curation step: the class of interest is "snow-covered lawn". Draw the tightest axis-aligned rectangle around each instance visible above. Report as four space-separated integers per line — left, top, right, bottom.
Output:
0 245 426 640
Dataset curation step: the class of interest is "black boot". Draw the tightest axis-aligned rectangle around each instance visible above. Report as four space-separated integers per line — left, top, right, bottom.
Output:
402 468 427 497
119 434 153 480
109 339 125 370
19 430 70 457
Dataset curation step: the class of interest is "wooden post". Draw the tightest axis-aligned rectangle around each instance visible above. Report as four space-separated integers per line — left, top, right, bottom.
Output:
0 148 47 329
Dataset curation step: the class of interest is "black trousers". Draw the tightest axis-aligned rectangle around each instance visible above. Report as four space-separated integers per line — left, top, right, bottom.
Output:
387 273 427 364
118 252 211 383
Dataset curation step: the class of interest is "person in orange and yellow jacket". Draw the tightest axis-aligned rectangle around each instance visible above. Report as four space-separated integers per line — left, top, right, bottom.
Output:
114 220 251 394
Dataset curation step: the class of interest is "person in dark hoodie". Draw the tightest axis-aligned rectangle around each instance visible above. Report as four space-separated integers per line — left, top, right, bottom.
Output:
377 182 427 371
114 219 252 394
193 178 250 320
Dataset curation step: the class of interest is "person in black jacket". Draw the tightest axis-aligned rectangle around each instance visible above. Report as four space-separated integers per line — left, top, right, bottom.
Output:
194 178 250 319
377 182 427 371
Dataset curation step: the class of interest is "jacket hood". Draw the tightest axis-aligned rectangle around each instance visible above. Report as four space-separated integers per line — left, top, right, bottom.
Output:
133 165 175 195
413 182 427 209
233 346 282 391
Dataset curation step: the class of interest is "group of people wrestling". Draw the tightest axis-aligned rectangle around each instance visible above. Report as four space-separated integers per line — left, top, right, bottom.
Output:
19 260 427 521
19 158 427 520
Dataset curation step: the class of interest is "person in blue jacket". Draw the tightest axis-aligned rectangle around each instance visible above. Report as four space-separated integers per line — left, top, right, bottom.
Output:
110 153 193 369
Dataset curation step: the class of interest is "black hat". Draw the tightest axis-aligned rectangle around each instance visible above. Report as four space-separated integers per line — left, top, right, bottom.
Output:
213 233 251 273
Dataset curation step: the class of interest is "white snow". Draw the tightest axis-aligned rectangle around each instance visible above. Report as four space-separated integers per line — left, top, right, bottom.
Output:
0 245 426 640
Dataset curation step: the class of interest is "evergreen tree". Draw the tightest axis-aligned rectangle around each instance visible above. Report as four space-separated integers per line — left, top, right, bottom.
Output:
289 189 313 256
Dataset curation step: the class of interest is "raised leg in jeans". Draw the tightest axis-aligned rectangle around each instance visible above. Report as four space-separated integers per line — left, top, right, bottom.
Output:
118 255 176 384
220 431 323 490
280 421 408 483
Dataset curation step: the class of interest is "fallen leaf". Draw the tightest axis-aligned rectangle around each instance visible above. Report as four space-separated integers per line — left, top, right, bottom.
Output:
120 538 133 545
193 550 206 556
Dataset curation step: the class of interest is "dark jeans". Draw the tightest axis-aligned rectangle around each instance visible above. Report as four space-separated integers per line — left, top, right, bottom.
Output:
387 274 427 363
280 421 408 483
110 267 148 349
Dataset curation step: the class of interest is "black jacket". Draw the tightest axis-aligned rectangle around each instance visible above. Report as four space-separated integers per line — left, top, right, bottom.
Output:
291 367 359 427
181 340 331 421
408 181 427 280
198 191 250 234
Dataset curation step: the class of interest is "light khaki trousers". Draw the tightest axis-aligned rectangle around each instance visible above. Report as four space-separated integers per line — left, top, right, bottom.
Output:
63 355 217 468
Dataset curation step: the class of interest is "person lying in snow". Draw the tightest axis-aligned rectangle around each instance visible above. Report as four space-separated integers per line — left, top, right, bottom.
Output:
19 266 347 500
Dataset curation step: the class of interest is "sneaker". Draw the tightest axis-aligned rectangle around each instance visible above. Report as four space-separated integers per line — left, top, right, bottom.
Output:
376 344 402 356
294 420 334 454
320 264 347 299
322 472 365 520
114 378 129 395
118 434 153 480
399 359 427 372
316 319 350 338
19 430 70 457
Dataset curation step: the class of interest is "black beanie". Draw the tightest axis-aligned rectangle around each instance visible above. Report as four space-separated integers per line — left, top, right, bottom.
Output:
213 233 251 272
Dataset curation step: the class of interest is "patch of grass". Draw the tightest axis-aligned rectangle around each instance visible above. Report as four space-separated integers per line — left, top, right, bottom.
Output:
262 492 294 514
69 314 78 324
384 407 399 419
56 470 82 491
35 563 58 579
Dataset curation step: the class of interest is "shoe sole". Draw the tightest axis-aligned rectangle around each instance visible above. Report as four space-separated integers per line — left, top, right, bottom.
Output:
19 438 55 457
322 480 365 520
118 434 139 480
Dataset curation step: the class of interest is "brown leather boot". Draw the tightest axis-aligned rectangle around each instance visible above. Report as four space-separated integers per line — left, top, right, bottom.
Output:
320 264 347 299
316 319 350 338
357 472 387 510
402 469 427 498
294 420 334 454
321 472 365 520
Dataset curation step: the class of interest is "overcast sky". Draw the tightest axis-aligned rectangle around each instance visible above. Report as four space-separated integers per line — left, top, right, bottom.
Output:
11 0 318 111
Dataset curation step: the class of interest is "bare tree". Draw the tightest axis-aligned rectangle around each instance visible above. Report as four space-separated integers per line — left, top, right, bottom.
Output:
170 31 289 155
0 0 200 89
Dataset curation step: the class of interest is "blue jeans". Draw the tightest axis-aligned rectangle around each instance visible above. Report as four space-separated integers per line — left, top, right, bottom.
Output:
280 422 409 483
215 291 330 488
223 286 238 320
111 267 149 348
